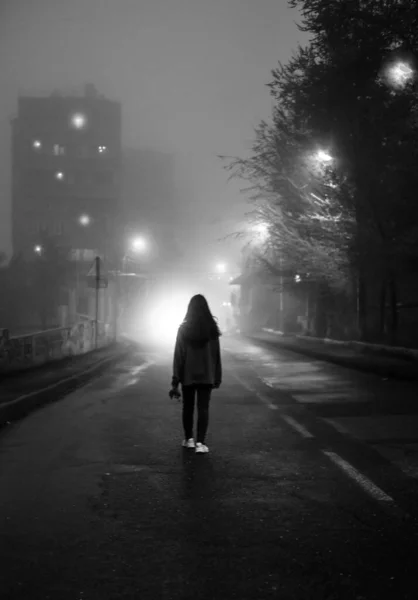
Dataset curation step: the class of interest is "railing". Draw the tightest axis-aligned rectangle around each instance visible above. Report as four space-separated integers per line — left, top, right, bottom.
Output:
0 319 112 373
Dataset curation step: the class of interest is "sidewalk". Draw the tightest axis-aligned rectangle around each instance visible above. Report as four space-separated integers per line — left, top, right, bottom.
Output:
0 340 133 427
249 329 418 381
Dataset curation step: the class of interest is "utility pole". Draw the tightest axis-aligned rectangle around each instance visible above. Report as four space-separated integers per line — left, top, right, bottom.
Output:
94 256 100 349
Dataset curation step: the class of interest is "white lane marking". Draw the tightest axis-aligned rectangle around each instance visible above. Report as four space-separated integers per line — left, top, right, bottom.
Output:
325 419 352 436
231 373 278 410
323 449 395 504
282 415 314 439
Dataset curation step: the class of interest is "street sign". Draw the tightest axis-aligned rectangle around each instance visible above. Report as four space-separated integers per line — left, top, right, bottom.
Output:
87 261 97 277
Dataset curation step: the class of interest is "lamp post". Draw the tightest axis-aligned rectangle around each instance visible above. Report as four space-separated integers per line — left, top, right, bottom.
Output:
386 60 415 89
116 235 149 337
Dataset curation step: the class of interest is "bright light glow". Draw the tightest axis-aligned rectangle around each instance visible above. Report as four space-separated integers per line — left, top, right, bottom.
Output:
131 237 147 253
295 274 301 283
55 171 64 180
316 149 333 163
98 145 107 153
33 140 42 149
79 214 91 226
34 245 42 254
145 293 190 345
252 223 268 235
71 112 87 129
387 61 414 87
251 222 269 242
215 262 227 273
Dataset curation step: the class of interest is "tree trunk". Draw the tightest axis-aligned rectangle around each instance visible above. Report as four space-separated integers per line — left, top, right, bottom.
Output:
388 275 398 345
315 283 328 338
357 273 367 341
378 278 387 341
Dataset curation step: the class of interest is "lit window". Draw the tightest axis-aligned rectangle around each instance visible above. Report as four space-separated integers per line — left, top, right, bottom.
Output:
32 140 42 149
53 144 65 156
54 222 63 235
55 171 64 181
70 112 87 129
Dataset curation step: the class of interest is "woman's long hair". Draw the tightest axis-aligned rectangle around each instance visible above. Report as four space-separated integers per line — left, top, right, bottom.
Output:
181 294 221 343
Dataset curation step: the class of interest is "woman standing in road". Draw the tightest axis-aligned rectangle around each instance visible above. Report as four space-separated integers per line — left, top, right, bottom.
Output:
170 294 222 454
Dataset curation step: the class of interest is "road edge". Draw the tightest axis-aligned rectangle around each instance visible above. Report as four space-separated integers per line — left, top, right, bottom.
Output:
247 334 418 381
0 341 133 429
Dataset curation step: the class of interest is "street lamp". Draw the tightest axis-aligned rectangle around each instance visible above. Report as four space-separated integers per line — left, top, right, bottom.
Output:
251 222 269 243
215 262 227 274
315 149 333 164
79 214 91 227
131 236 148 253
387 60 414 88
34 244 42 255
71 112 87 129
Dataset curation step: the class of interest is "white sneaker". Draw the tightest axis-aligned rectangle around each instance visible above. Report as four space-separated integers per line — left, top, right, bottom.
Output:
195 443 209 454
182 438 195 449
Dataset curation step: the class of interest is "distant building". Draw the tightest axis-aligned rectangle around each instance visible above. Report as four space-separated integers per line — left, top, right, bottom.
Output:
11 84 122 261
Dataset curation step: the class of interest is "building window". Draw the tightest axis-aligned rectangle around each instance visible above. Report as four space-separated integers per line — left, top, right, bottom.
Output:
53 222 63 235
53 144 65 156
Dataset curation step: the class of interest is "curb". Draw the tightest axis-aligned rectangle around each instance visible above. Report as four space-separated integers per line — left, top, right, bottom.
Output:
0 343 131 429
248 335 418 382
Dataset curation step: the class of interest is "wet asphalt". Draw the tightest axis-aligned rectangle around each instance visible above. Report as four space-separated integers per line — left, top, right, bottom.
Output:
1 337 418 600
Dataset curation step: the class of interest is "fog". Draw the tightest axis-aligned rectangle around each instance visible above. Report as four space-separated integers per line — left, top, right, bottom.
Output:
0 0 307 272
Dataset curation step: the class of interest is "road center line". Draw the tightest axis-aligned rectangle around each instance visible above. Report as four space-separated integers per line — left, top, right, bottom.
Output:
322 449 395 504
282 415 314 438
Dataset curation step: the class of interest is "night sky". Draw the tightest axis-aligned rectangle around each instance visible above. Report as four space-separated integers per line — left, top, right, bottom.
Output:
0 0 308 268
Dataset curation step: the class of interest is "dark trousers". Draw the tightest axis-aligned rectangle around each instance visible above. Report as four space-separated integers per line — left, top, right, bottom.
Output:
182 385 212 443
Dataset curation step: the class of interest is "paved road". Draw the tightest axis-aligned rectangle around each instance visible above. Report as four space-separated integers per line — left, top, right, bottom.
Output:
1 336 418 599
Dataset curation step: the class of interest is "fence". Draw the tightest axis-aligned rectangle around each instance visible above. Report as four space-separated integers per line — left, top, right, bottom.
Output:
0 319 111 374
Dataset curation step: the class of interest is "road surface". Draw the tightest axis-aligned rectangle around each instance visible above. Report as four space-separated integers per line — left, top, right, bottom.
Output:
1 335 418 599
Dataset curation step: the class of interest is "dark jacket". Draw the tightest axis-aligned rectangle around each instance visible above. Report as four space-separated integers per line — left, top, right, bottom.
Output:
172 322 222 388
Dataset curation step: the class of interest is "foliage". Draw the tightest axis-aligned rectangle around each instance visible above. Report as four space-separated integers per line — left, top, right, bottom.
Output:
223 0 418 309
222 102 354 291
279 0 418 278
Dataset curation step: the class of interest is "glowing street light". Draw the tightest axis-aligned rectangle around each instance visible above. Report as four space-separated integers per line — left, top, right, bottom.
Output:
315 149 333 164
70 112 87 129
131 236 148 253
32 140 42 149
34 245 42 255
79 214 91 227
387 61 414 88
55 171 64 180
215 262 227 274
251 222 269 242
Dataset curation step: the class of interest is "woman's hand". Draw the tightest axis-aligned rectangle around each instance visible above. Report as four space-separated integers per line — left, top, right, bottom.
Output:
169 385 181 400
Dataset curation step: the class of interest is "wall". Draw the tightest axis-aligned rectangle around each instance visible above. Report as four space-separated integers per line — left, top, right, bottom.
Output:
0 319 111 373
